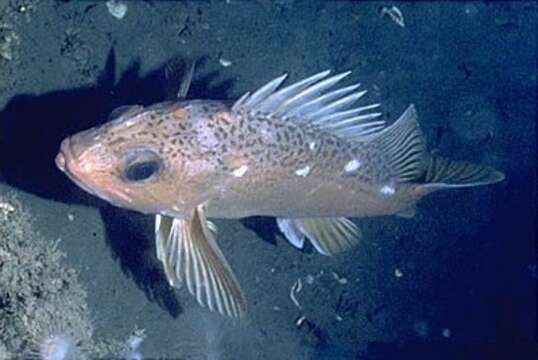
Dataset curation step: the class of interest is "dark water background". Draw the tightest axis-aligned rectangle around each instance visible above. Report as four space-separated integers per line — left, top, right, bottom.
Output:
0 1 536 359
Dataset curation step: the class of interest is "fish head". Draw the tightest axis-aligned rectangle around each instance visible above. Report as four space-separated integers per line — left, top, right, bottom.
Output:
55 101 224 217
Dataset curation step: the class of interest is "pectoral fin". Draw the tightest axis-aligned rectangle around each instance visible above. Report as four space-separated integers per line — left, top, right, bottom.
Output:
277 217 360 256
155 208 245 318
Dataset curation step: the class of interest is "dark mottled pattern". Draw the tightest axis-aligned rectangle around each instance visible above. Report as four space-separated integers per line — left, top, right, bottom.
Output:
103 99 390 185
87 97 406 218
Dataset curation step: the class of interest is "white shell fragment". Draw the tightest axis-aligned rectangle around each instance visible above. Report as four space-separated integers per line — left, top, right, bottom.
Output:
232 165 249 177
380 5 405 28
344 159 361 173
394 268 403 278
290 278 303 308
295 315 307 327
106 0 128 20
295 165 311 177
219 57 233 67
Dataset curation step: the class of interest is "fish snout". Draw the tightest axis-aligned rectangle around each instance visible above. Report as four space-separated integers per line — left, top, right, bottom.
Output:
55 137 71 172
55 135 116 200
56 133 103 175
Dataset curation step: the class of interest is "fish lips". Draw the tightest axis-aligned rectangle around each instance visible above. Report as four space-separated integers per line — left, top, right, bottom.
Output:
55 137 132 208
56 137 101 197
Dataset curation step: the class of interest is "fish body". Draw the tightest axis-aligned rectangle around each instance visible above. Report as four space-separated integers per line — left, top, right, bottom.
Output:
56 69 504 318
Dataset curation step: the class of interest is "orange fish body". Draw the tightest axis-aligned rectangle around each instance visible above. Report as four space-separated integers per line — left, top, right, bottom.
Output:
56 69 504 318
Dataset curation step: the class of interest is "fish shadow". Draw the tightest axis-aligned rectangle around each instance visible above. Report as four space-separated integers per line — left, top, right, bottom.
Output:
0 48 233 317
240 216 280 246
240 216 316 255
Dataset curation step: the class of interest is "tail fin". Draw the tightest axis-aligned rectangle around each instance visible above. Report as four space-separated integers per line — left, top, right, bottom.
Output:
420 156 505 190
366 104 504 190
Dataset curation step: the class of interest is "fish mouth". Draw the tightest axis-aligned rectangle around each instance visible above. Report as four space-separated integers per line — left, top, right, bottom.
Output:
56 137 100 197
56 137 135 208
55 140 68 173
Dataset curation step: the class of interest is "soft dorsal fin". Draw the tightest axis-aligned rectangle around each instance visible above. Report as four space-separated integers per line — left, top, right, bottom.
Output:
366 105 427 183
232 69 385 141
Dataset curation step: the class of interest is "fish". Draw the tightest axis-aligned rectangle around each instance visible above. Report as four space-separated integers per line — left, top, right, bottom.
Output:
55 67 505 318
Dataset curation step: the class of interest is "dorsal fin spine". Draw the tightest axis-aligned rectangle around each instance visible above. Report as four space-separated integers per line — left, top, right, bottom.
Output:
232 69 386 142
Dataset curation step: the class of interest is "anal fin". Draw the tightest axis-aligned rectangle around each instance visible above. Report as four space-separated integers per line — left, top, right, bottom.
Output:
277 217 361 256
155 208 245 318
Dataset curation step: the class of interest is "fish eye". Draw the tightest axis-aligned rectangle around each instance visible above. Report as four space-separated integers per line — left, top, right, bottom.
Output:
123 149 163 182
125 160 160 181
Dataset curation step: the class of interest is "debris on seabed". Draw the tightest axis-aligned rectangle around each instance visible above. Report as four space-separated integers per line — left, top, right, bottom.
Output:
219 57 233 67
442 328 451 338
106 0 128 20
414 320 429 338
0 201 15 216
380 5 405 28
331 271 348 285
123 327 145 360
463 3 479 17
335 314 343 322
394 268 404 278
67 213 75 221
0 24 20 61
290 278 303 308
295 315 307 328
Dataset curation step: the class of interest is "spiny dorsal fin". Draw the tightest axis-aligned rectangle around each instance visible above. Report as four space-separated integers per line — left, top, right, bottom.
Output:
155 210 245 319
367 104 427 183
277 217 361 256
232 69 384 141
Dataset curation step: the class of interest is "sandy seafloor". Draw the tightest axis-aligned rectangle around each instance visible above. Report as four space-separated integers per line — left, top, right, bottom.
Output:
0 1 536 359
